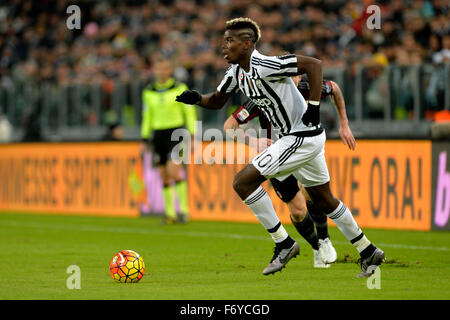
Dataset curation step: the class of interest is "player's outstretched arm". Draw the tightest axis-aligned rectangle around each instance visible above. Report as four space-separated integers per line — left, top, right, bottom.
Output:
176 90 232 110
330 81 356 150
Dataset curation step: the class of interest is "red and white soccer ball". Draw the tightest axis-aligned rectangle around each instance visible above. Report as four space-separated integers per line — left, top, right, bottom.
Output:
109 250 145 283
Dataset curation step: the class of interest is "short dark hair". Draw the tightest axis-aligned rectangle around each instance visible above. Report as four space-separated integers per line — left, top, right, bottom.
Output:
225 17 261 43
108 122 120 131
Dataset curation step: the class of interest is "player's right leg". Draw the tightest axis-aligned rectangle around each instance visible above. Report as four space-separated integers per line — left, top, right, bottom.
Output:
233 165 299 276
158 164 177 224
306 182 385 277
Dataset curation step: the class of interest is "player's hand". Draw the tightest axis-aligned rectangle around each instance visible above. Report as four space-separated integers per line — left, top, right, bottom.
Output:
339 124 356 150
248 136 273 152
301 102 320 127
175 90 201 105
256 137 273 152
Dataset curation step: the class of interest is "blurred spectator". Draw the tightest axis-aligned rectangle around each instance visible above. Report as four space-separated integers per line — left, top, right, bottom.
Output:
0 0 448 89
0 0 448 129
365 53 389 118
425 66 445 111
0 112 12 143
22 105 42 142
102 122 124 141
392 48 414 118
433 34 450 64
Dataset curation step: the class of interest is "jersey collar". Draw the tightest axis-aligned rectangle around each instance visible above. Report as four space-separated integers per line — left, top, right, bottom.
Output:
154 77 175 90
243 49 260 74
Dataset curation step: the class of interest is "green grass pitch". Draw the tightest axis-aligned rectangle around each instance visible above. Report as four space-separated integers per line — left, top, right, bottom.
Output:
0 212 449 300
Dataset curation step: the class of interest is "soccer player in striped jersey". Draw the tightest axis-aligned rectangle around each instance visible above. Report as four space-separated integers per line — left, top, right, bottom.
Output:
176 17 384 277
224 76 355 268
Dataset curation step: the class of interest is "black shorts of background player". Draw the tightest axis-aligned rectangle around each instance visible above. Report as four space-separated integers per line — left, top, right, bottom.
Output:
151 127 184 166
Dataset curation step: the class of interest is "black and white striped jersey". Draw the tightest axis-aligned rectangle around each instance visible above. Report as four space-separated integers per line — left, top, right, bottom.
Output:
217 50 316 137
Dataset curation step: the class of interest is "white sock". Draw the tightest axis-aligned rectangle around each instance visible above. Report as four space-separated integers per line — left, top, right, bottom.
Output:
267 222 289 243
352 234 371 253
327 201 371 252
244 186 288 243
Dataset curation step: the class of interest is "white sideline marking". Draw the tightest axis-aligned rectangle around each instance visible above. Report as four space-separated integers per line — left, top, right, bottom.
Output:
1 219 449 252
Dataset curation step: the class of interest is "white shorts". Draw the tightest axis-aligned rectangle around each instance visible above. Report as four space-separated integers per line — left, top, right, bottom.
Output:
251 131 330 188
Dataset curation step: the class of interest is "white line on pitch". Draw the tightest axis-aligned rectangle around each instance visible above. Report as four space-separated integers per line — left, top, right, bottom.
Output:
1 219 449 252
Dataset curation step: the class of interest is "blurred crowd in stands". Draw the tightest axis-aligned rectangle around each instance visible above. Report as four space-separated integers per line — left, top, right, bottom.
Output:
1 0 448 87
0 0 449 141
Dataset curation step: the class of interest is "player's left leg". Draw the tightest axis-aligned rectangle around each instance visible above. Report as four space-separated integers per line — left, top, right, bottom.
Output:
270 175 328 268
233 165 299 275
154 129 178 224
304 194 337 264
167 160 189 223
158 164 177 224
307 200 330 240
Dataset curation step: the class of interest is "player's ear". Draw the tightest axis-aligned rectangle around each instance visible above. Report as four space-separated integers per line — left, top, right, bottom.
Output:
242 38 253 50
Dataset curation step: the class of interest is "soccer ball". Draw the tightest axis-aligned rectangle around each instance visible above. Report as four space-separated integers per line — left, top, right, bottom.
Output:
109 250 145 283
